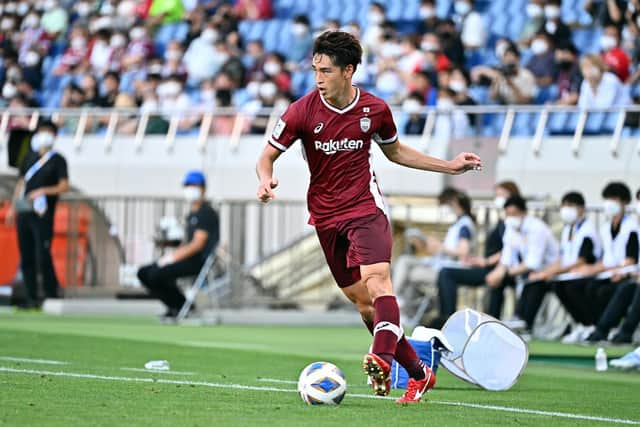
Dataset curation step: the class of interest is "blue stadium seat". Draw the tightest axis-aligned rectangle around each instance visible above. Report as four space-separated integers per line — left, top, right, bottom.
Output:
548 111 569 134
512 112 535 136
436 0 453 18
534 85 558 105
603 112 620 133
506 13 526 41
584 112 606 135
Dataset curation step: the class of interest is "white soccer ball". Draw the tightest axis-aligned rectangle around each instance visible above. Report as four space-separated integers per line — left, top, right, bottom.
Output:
297 361 347 405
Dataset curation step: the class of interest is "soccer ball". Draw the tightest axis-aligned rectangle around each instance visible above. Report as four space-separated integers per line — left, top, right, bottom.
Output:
297 361 347 405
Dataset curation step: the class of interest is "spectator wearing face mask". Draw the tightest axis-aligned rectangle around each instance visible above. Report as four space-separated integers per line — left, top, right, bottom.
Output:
453 0 487 51
525 32 556 88
553 42 582 105
542 0 572 47
485 195 559 320
472 43 538 104
435 19 465 68
17 11 52 63
184 25 224 85
161 40 188 80
287 15 312 65
418 0 441 34
578 54 630 109
519 0 545 47
435 181 520 327
40 0 68 39
599 24 630 82
262 52 291 94
556 182 639 343
53 27 90 76
137 170 219 320
515 191 601 334
585 0 627 29
363 3 387 54
5 120 69 309
401 92 427 135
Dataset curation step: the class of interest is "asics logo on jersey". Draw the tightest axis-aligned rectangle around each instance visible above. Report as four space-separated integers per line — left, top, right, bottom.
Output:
313 122 324 134
314 138 364 155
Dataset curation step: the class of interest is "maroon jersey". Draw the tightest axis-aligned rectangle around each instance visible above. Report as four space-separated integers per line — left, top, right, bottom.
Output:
268 87 398 227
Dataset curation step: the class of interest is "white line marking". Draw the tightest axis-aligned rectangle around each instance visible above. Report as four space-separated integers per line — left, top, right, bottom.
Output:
0 367 638 425
257 378 298 385
120 368 196 376
0 357 68 365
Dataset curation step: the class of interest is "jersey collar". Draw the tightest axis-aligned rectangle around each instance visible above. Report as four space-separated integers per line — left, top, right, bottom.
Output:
319 86 360 114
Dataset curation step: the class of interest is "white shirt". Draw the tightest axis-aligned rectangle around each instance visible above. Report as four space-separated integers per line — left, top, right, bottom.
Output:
560 217 601 267
600 215 639 268
501 216 559 271
443 214 475 254
578 72 631 109
461 11 488 48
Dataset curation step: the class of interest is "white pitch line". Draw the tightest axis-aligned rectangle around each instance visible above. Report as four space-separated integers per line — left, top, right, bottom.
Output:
257 378 298 385
0 356 68 365
120 368 196 376
0 366 638 425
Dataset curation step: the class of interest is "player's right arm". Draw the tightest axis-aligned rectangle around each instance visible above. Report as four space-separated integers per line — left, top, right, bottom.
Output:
256 144 282 203
255 101 304 203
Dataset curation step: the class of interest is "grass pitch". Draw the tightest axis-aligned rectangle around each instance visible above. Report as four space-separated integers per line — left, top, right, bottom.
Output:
0 311 638 426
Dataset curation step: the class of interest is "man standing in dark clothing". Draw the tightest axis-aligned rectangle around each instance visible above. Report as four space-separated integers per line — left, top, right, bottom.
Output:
137 170 220 320
6 120 69 308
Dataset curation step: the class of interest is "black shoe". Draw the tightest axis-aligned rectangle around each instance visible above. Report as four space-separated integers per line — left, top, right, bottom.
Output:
159 308 179 321
586 329 607 343
611 332 632 344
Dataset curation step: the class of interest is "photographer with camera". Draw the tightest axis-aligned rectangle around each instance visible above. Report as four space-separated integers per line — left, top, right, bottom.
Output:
471 42 537 104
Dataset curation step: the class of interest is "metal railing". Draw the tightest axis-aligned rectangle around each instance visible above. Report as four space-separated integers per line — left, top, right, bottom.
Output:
1 105 639 157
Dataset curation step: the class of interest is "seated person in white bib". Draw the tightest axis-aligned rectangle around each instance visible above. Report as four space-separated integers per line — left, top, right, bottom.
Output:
514 191 601 333
393 187 475 302
6 120 69 309
554 182 639 343
485 195 559 319
434 181 520 327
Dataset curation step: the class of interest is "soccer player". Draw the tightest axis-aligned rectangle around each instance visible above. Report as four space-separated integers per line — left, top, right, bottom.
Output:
255 31 482 404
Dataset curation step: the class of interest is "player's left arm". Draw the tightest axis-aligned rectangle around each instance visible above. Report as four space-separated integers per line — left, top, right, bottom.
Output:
380 140 482 175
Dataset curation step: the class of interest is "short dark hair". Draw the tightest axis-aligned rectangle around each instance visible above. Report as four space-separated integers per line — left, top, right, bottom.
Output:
561 191 585 207
602 182 631 204
504 195 527 212
312 31 363 71
496 180 520 197
437 187 459 204
36 119 58 135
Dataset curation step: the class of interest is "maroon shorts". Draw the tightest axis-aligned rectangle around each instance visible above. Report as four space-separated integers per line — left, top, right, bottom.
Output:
315 209 392 288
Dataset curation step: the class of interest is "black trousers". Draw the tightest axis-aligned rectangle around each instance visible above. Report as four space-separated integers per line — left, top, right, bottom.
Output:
16 212 59 303
487 275 517 319
596 279 640 335
555 278 617 325
515 281 552 329
137 256 203 311
437 266 492 319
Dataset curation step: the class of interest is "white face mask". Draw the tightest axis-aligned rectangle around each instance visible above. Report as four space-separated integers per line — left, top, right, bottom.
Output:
130 27 145 40
183 186 203 202
259 82 277 99
201 28 218 43
71 37 87 50
454 1 471 15
263 61 281 76
31 132 55 151
420 40 439 52
505 215 523 230
448 79 467 93
368 11 384 25
24 50 40 67
494 196 506 209
544 5 561 19
110 35 126 48
164 49 182 61
600 34 617 51
291 23 308 37
545 21 557 34
559 206 578 224
419 7 435 19
526 3 543 18
439 205 456 221
530 39 548 55
602 199 622 219
2 83 17 99
495 42 508 59
402 98 422 114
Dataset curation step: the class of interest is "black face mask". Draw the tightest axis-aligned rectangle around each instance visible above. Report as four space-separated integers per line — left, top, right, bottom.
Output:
501 63 518 76
557 60 573 71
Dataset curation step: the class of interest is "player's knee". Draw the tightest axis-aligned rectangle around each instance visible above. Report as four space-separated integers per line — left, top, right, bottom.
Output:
362 270 392 298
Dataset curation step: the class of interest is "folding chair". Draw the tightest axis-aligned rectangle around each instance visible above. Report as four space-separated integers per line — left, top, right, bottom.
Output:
176 248 231 321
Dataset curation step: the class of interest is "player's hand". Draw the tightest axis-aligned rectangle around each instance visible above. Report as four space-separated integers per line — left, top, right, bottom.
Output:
257 177 279 203
448 152 482 175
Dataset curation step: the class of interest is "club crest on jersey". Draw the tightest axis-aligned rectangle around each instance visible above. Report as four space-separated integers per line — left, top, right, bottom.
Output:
313 122 324 134
360 117 371 132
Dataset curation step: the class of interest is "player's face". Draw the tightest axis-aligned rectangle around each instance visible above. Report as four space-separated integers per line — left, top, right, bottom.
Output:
312 53 353 100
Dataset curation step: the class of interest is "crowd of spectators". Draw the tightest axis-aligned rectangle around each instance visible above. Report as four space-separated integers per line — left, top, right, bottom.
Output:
0 0 639 136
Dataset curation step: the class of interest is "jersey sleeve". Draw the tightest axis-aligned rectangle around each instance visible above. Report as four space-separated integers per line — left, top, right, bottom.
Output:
372 104 398 145
458 225 472 240
267 102 304 152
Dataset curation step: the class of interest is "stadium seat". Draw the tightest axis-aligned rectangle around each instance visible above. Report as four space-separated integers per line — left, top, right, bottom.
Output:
547 111 569 134
584 112 606 135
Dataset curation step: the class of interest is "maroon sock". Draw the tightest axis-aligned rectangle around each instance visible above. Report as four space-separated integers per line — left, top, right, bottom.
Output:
371 295 401 366
395 336 426 380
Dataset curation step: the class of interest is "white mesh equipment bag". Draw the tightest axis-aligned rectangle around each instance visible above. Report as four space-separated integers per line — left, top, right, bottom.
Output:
440 308 528 391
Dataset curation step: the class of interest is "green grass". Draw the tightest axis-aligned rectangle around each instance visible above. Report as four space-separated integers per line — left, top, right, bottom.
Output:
0 311 638 427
